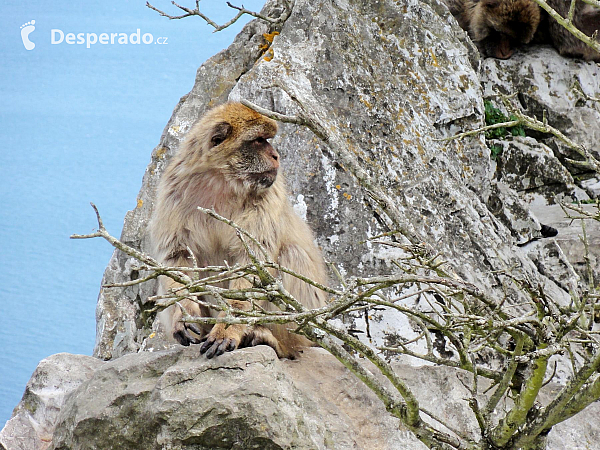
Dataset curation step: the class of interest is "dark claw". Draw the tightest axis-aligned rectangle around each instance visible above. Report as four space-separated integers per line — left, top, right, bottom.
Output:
216 339 230 356
174 327 202 346
226 339 236 351
186 323 205 336
174 330 191 346
183 324 202 344
200 337 238 358
200 336 215 355
205 342 218 359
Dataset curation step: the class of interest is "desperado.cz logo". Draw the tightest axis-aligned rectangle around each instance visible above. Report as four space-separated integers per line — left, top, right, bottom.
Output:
20 20 168 50
20 20 36 50
52 29 167 48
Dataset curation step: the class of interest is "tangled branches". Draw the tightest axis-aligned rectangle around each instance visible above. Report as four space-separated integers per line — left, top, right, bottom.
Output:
73 200 600 449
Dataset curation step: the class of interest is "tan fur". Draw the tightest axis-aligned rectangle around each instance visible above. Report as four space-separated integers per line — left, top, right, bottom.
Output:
150 102 328 359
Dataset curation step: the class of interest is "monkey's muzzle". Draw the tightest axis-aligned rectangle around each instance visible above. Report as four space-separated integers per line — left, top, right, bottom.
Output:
250 169 278 188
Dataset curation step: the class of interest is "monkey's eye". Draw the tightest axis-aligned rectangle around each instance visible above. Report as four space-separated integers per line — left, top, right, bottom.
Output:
211 135 226 147
209 122 232 147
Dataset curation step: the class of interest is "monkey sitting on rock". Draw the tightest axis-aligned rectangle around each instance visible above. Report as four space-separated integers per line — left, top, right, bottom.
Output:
150 102 328 359
444 0 600 61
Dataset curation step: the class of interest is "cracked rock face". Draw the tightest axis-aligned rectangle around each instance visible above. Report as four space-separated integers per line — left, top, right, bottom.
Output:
92 0 592 361
3 347 599 450
480 49 600 284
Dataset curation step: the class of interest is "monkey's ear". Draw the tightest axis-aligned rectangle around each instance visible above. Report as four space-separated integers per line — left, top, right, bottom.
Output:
210 122 232 147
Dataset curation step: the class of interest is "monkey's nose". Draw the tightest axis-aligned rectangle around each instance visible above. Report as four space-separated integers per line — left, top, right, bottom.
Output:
268 148 280 165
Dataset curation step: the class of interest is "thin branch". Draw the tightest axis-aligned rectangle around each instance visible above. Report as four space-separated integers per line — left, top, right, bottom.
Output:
434 120 520 142
146 0 286 32
198 207 271 261
500 95 600 174
489 351 550 447
70 203 191 286
482 335 524 419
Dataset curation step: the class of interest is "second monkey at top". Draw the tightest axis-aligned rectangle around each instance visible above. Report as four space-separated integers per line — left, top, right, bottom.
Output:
444 0 600 61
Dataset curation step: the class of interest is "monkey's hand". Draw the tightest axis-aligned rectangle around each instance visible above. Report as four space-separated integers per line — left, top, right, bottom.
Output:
199 324 289 359
199 323 247 358
241 326 290 359
172 299 205 346
173 321 204 347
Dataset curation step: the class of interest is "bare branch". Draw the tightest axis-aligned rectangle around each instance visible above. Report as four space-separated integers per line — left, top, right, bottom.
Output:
434 120 521 142
499 95 600 174
146 0 289 32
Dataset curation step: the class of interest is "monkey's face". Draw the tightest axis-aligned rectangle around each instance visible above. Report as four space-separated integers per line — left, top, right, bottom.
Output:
472 0 541 59
199 104 280 194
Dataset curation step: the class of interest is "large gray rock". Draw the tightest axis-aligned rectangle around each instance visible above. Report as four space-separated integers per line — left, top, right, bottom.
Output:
93 0 594 360
0 354 103 450
50 347 416 449
3 347 598 450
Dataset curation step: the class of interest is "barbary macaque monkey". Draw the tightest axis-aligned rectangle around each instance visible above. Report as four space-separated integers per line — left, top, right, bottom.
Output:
445 0 541 59
543 0 600 62
150 102 328 359
444 0 600 61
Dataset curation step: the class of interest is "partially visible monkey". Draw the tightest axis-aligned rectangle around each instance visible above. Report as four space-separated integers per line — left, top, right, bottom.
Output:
543 0 600 62
444 0 541 59
444 0 600 61
150 102 328 359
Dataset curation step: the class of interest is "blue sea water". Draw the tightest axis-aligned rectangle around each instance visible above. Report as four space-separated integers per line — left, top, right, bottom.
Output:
0 0 265 427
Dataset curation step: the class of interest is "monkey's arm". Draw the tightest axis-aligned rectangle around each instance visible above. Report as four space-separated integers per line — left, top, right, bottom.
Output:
278 215 329 311
158 254 208 346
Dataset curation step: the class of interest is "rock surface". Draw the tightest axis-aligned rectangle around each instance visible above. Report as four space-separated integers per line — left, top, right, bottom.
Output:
480 48 600 284
0 354 103 450
0 346 600 450
3 347 600 450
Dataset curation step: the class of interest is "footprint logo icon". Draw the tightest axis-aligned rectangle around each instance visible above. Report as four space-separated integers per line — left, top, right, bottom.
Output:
20 20 36 51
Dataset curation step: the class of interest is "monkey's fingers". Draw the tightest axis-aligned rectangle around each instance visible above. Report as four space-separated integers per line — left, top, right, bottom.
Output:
186 323 205 338
174 329 193 346
201 337 238 359
173 323 203 346
246 326 295 358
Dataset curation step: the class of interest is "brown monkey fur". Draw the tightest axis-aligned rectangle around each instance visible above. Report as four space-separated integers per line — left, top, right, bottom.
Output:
445 0 599 61
446 0 541 59
543 0 600 62
150 102 328 359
